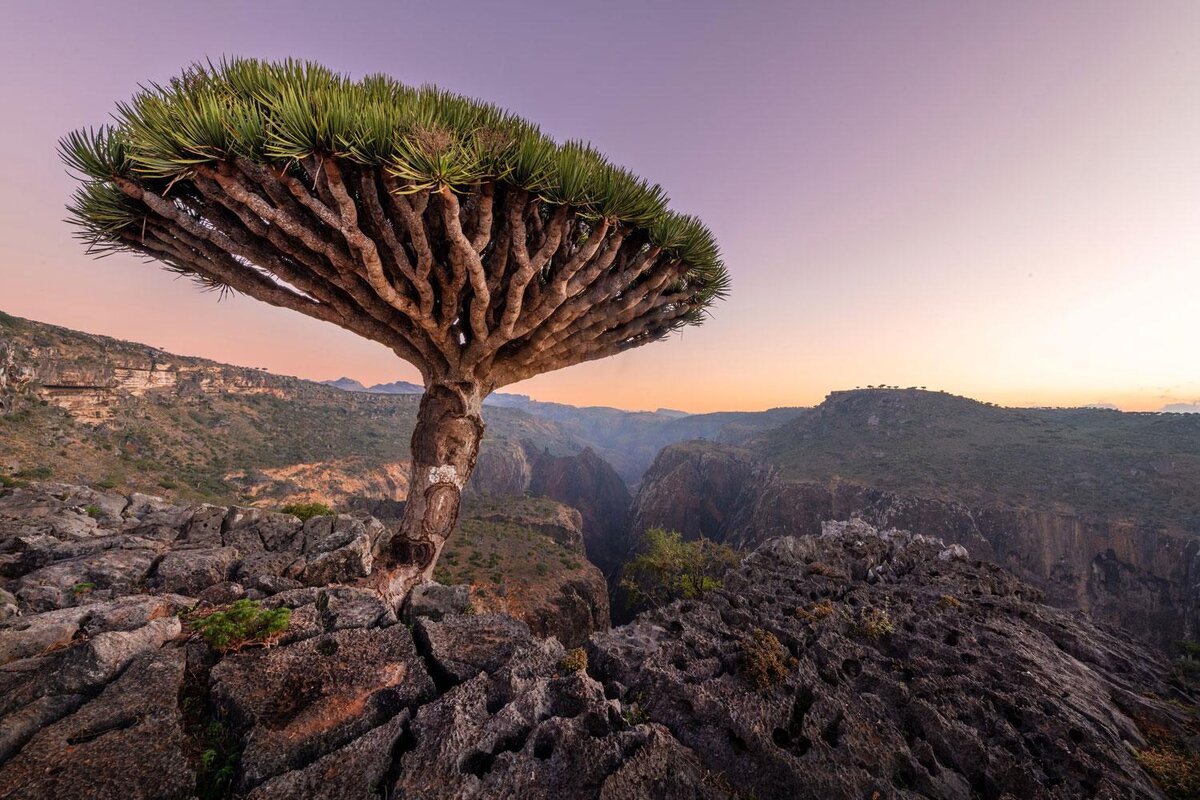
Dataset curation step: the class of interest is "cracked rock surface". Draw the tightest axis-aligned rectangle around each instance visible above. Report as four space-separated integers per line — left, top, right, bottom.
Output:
0 485 1196 799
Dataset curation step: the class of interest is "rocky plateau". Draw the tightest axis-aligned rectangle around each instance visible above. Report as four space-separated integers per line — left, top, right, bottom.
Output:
1 482 1197 798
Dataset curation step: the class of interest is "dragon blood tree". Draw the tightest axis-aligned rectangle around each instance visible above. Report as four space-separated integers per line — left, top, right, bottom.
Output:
61 59 729 607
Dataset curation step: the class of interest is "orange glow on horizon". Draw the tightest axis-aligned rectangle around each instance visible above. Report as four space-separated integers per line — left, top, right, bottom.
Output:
1 2 1196 417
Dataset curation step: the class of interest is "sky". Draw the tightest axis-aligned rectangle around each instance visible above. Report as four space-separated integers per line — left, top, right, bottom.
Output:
0 1 1197 413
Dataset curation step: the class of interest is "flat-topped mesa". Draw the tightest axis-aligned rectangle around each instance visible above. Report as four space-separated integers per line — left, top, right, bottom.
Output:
60 58 729 607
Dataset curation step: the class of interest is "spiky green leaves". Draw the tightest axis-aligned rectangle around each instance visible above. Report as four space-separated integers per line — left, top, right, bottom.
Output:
60 57 728 305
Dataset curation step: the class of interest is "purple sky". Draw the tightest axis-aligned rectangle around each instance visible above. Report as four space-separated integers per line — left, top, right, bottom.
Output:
1 1 1197 412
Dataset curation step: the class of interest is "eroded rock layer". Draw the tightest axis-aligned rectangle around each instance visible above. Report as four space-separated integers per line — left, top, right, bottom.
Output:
632 441 1200 649
0 484 1194 799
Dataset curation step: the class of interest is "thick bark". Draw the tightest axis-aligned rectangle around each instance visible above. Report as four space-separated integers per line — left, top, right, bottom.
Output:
369 381 485 610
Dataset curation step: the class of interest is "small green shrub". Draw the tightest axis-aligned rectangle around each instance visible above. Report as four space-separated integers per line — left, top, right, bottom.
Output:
535 561 549 576
158 478 178 490
796 599 834 621
192 600 291 652
0 475 28 489
195 719 241 800
857 607 894 640
95 477 118 490
84 505 102 519
279 502 335 521
558 647 588 673
14 465 52 480
620 528 739 610
739 628 791 691
622 700 650 726
936 594 961 610
70 581 96 595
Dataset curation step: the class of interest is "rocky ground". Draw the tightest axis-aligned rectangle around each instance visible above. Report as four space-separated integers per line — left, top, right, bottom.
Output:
1 483 1196 799
633 440 1200 651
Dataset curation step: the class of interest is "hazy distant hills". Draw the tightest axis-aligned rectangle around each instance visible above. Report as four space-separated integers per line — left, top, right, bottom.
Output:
322 376 804 483
323 377 423 394
750 388 1200 529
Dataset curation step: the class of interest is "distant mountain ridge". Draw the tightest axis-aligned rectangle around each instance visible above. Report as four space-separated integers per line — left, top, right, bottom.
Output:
322 375 805 483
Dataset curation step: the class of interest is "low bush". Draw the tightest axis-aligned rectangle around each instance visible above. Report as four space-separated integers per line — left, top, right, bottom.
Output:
279 501 335 521
1136 741 1200 798
857 607 894 640
796 599 834 621
558 647 588 673
740 628 792 691
620 528 739 610
191 599 291 653
936 594 961 610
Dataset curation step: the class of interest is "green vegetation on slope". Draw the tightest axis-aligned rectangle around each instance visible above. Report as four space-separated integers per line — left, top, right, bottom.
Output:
0 312 577 503
754 389 1200 530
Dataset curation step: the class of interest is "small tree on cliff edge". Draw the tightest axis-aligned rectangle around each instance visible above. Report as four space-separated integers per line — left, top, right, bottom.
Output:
61 59 729 608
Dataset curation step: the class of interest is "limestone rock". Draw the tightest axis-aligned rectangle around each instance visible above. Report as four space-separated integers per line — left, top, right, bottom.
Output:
56 615 180 692
415 613 532 685
405 581 470 622
0 649 194 800
244 710 412 800
211 624 435 790
153 545 239 595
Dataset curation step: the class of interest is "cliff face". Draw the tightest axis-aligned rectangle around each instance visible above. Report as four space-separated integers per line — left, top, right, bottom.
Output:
527 446 633 578
633 441 1200 650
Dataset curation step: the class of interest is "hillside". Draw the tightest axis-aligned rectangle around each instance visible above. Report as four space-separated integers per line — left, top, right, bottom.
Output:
0 311 582 504
754 388 1200 531
1 311 801 498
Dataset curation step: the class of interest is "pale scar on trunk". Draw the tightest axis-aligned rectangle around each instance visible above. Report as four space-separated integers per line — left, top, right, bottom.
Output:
423 464 465 537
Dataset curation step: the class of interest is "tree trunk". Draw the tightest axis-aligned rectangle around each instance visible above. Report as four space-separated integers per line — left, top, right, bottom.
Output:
370 381 484 610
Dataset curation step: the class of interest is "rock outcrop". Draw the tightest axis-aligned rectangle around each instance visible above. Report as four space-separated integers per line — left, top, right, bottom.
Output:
1 507 1194 799
436 496 612 647
0 483 611 654
632 441 1200 650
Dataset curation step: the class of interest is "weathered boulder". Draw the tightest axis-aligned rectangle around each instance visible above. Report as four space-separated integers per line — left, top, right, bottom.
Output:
211 624 436 790
153 545 239 595
56 616 181 692
415 613 532 685
13 548 158 611
0 604 90 665
265 585 396 642
0 649 194 800
391 633 722 799
405 581 471 622
245 710 412 800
